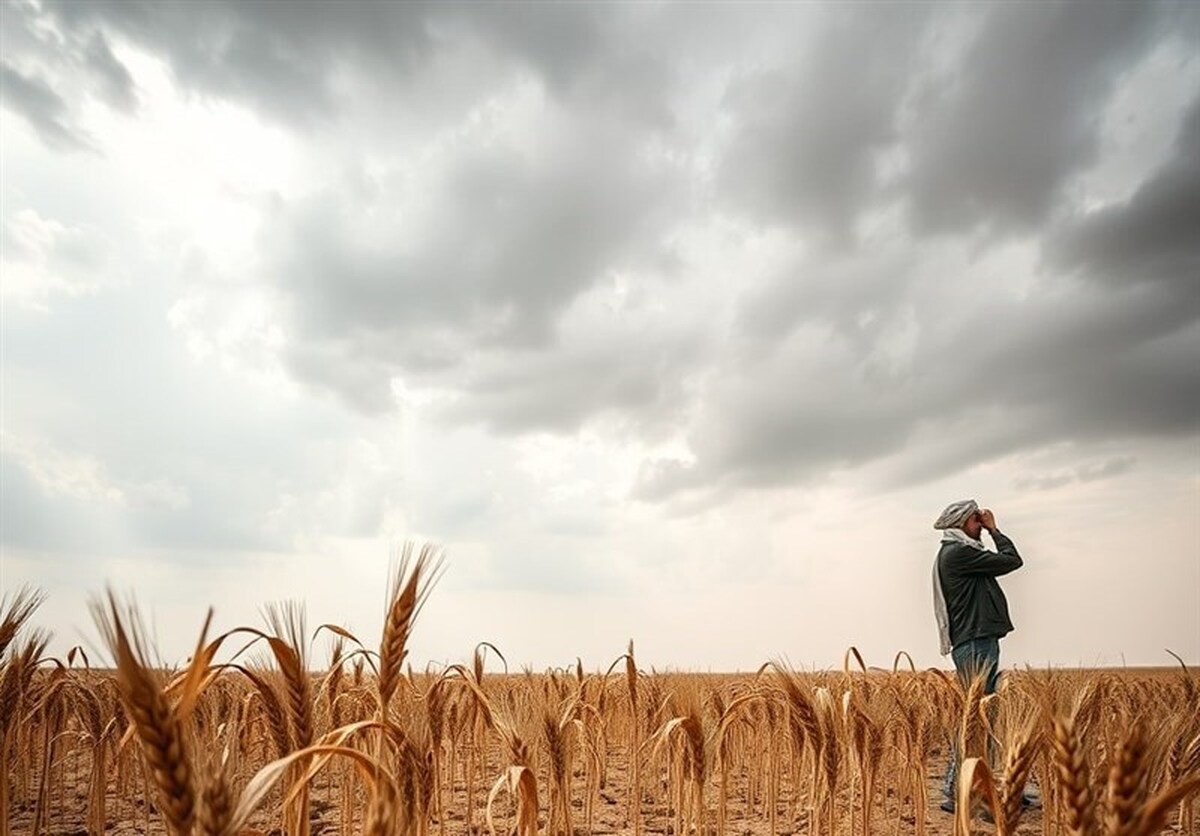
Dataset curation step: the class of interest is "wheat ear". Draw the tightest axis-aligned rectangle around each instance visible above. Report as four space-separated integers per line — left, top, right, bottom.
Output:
92 595 195 836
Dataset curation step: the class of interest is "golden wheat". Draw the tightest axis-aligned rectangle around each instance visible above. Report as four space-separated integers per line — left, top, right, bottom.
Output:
1 556 1196 836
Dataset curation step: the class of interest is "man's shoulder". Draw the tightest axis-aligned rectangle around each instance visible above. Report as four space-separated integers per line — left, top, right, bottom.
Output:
935 541 959 569
938 539 985 564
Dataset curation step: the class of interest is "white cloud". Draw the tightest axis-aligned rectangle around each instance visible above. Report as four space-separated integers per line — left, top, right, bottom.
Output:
1 208 124 307
3 431 188 510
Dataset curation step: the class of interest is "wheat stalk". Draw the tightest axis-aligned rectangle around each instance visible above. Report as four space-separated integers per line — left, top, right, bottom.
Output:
92 594 196 836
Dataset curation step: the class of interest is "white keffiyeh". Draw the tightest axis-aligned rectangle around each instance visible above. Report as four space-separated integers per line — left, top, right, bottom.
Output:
940 527 986 550
932 527 987 656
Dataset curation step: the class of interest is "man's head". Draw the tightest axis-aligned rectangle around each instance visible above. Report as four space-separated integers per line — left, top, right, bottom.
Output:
934 499 979 533
961 509 985 540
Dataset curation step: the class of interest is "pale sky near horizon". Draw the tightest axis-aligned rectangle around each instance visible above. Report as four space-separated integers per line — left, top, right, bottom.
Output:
2 1 1198 672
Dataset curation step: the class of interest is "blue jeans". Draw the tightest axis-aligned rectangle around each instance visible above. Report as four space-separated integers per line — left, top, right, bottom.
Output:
941 637 1001 801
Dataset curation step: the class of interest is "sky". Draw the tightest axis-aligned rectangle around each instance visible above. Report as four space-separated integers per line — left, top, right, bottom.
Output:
2 0 1198 673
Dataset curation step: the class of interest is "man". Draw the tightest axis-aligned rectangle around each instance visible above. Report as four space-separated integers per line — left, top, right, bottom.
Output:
931 499 1029 814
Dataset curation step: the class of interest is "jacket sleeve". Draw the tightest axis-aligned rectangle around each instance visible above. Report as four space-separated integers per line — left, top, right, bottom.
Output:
953 531 1023 577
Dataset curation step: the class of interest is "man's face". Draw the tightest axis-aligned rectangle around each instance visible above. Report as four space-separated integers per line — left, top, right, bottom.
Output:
963 511 984 539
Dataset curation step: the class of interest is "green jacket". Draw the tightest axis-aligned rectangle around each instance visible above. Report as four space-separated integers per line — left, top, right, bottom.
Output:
936 530 1023 648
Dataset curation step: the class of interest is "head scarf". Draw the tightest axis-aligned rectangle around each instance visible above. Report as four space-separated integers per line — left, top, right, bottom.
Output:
933 499 978 531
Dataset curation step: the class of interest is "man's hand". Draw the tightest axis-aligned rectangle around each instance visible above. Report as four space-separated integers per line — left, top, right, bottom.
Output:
979 508 997 532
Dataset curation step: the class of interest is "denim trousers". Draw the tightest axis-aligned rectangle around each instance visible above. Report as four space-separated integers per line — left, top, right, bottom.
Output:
941 636 1001 800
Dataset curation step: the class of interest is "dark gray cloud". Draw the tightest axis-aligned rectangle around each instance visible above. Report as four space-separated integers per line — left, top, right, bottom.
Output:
37 1 672 133
0 60 93 151
284 137 675 341
265 112 689 419
638 244 1199 502
717 6 932 239
459 3 673 129
635 320 921 500
1049 95 1200 290
439 330 702 437
735 249 918 349
43 0 433 125
5 0 1196 517
230 0 1195 496
904 1 1161 235
30 0 689 434
0 3 135 150
627 6 1200 502
83 31 137 113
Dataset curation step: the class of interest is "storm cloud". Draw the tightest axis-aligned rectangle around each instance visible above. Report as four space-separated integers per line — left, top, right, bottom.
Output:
2 0 1197 667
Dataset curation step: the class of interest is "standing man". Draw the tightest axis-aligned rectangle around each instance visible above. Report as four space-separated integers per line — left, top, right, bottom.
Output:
931 499 1025 813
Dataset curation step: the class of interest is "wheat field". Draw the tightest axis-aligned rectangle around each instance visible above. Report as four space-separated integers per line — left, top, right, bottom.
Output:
2 548 1197 836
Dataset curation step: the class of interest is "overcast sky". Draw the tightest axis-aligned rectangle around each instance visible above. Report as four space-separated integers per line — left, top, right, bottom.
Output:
2 0 1198 672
